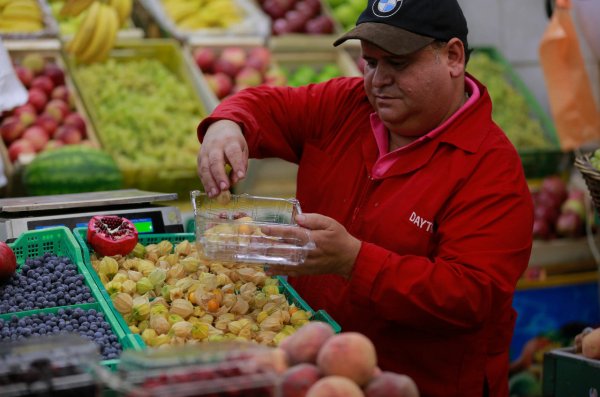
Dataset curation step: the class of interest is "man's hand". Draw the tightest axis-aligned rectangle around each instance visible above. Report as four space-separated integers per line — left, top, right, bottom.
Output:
266 213 361 278
197 119 249 197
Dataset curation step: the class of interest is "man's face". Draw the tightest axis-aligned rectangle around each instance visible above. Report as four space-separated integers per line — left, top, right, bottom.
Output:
362 40 458 138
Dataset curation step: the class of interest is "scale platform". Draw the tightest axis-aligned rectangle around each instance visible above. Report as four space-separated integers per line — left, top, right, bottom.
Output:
0 189 185 241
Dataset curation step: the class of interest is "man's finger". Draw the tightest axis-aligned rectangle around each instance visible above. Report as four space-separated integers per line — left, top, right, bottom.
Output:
198 152 219 197
207 150 230 192
295 213 332 231
224 144 247 184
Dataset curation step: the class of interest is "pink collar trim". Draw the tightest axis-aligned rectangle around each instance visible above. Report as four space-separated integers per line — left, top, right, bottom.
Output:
371 76 480 178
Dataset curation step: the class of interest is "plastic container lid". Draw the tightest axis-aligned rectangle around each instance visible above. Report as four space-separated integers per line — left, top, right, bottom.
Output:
191 191 315 266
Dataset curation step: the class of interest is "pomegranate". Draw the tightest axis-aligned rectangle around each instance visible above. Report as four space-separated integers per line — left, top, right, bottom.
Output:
0 242 17 280
87 215 138 257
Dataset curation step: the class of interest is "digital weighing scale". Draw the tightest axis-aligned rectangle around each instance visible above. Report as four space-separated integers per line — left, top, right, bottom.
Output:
0 189 185 241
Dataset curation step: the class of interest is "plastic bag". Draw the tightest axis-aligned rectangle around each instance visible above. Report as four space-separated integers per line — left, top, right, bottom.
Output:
539 0 600 150
0 38 27 114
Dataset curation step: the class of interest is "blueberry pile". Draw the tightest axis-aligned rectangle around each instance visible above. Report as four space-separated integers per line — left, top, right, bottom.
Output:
0 253 95 314
0 308 122 360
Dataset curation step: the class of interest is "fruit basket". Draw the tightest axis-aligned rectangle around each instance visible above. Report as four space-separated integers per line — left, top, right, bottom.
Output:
0 42 102 197
0 0 59 40
575 151 600 214
467 47 571 180
136 0 270 44
192 191 315 267
72 226 340 349
3 226 143 368
66 39 211 199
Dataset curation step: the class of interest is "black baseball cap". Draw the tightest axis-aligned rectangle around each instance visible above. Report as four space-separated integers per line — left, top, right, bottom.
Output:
333 0 469 56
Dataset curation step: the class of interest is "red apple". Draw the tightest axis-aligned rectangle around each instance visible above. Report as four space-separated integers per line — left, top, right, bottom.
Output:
262 0 293 19
8 138 36 162
27 88 48 112
21 53 45 75
22 125 49 151
216 47 247 77
264 66 287 86
35 113 59 136
50 85 71 103
193 47 217 73
246 47 271 74
30 75 55 96
13 104 37 127
205 72 233 100
45 99 70 122
54 124 82 144
236 67 263 87
0 117 26 143
273 18 293 35
62 112 87 137
285 10 308 32
43 63 65 86
14 65 34 88
306 15 334 34
295 1 319 19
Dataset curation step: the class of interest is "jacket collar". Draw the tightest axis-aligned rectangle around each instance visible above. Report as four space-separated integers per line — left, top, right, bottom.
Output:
362 74 494 178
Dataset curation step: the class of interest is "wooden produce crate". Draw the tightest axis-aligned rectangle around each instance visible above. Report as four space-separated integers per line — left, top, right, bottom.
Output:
0 39 101 197
135 0 270 44
66 39 210 200
0 0 59 40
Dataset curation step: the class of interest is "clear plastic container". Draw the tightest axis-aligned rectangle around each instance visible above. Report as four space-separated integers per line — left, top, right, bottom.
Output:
111 342 283 397
191 191 315 266
0 334 101 397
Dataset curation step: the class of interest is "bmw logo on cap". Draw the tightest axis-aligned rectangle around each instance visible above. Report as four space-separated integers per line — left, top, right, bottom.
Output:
373 0 403 17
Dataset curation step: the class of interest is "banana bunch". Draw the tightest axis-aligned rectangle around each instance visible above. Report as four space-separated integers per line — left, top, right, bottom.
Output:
63 0 132 64
161 0 242 31
0 0 45 33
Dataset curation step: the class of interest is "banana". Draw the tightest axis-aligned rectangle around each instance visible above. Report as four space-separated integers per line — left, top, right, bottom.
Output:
109 0 132 27
78 4 118 64
163 0 199 23
2 1 43 21
59 0 95 17
0 18 42 32
66 1 101 58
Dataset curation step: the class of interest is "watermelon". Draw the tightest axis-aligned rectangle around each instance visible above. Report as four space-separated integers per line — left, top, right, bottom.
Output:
23 145 123 196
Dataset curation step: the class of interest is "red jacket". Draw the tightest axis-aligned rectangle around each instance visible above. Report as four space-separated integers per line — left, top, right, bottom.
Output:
198 76 533 397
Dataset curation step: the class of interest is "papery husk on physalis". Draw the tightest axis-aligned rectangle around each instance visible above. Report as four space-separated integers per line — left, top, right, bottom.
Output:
150 315 170 335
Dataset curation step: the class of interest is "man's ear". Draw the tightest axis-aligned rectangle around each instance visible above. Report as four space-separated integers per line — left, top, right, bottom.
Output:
446 38 465 78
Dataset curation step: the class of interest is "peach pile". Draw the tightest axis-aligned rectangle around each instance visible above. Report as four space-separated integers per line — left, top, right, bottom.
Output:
278 322 420 397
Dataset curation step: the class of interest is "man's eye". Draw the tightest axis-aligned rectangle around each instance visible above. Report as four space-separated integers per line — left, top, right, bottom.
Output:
365 60 376 68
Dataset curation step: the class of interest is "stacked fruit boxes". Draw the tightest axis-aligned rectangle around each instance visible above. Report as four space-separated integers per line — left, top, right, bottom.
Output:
543 348 600 396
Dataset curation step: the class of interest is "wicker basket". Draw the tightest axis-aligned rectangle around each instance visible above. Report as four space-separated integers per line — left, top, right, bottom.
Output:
575 152 600 213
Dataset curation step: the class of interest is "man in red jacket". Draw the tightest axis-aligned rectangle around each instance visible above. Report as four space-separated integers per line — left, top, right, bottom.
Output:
196 0 533 395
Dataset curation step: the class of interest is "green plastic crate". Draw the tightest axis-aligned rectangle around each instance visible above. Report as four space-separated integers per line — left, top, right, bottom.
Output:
5 227 144 367
543 348 600 396
468 47 572 180
73 227 341 345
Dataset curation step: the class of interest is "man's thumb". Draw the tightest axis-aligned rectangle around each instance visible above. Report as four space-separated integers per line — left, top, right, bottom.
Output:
295 213 329 230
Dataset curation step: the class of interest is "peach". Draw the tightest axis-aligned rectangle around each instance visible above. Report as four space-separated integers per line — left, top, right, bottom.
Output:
316 332 377 386
27 88 48 112
206 73 233 100
14 65 34 87
193 47 216 72
236 67 263 87
63 112 87 137
45 99 70 122
30 75 55 96
43 63 65 86
21 53 45 75
35 113 58 137
364 372 420 397
54 124 82 144
247 47 271 74
279 321 335 365
50 85 70 103
305 376 364 397
282 363 322 397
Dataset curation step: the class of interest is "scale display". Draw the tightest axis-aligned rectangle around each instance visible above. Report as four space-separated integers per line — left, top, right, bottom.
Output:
31 217 156 234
